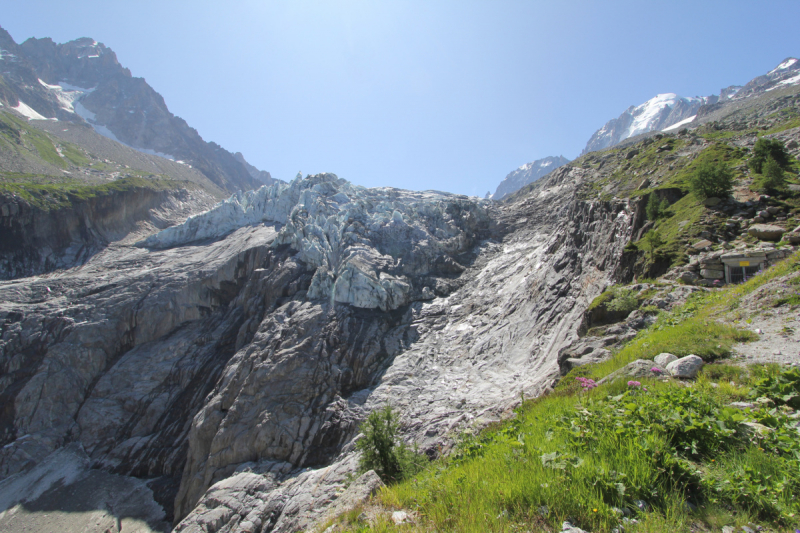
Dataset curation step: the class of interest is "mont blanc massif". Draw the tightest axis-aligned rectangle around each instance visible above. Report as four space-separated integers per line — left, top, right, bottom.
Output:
2 25 800 533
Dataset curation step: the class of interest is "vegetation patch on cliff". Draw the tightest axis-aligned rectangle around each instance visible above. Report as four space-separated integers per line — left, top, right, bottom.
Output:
0 174 197 211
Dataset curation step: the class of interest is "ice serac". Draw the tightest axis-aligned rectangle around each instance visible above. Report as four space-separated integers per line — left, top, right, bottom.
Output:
492 156 570 200
142 173 490 312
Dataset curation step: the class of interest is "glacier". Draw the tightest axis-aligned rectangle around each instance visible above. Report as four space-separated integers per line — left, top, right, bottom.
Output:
140 173 491 312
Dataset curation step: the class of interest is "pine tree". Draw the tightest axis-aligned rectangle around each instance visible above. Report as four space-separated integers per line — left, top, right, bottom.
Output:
689 160 733 199
762 155 785 193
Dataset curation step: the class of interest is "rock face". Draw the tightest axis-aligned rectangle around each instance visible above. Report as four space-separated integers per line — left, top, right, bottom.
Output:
0 25 261 194
0 164 642 531
492 156 570 200
0 186 216 280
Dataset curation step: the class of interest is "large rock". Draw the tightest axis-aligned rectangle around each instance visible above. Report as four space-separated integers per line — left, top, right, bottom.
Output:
665 355 704 379
598 359 666 384
700 268 724 280
654 353 678 367
747 224 786 241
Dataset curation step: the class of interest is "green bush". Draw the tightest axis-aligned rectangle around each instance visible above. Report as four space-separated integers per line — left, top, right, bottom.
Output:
640 229 665 260
749 367 800 408
356 405 427 483
748 138 792 174
646 193 670 220
760 155 786 193
689 159 734 199
606 286 639 313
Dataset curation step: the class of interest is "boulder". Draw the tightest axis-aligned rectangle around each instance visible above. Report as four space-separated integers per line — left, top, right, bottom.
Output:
598 359 666 384
747 224 786 241
654 353 678 367
700 269 724 280
561 521 590 533
692 239 713 250
784 226 800 244
678 271 700 284
665 355 704 379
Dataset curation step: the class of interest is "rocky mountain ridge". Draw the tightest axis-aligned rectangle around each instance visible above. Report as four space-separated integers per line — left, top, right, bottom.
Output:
491 155 570 200
581 57 800 156
0 25 274 194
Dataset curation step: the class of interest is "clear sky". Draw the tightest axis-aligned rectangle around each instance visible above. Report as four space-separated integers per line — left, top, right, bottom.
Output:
3 1 798 195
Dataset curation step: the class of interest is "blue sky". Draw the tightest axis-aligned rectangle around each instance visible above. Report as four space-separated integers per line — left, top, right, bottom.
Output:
3 1 799 195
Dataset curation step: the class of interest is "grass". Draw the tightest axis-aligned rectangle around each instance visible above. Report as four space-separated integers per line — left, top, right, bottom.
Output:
0 174 195 210
332 252 800 533
0 111 95 170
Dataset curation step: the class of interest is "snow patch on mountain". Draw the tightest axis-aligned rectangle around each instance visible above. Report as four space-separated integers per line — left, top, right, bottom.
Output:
12 100 54 121
662 114 696 132
767 72 800 91
770 58 798 74
582 93 709 154
36 79 87 114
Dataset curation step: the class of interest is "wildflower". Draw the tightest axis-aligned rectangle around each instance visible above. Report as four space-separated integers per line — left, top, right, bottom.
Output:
575 377 598 391
592 508 598 513
650 367 662 374
627 380 642 388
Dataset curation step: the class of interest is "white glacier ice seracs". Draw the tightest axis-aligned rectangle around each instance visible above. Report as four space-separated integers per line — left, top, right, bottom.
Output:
140 173 490 311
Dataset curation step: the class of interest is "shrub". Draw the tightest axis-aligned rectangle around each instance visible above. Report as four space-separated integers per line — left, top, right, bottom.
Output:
606 286 639 313
748 138 792 174
760 155 786 193
645 193 669 220
689 159 734 199
356 405 427 483
749 367 800 408
640 229 665 260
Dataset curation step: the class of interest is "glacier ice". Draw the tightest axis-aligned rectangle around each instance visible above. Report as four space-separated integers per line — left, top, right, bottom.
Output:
140 173 490 311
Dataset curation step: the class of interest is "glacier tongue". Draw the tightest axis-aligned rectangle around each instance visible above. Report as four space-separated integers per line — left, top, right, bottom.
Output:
140 173 490 311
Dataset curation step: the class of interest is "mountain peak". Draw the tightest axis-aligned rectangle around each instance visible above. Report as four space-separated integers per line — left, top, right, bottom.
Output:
492 155 570 200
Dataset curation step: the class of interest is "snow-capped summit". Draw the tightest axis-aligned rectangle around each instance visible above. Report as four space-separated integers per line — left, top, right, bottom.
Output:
492 155 570 200
582 57 800 156
582 93 713 154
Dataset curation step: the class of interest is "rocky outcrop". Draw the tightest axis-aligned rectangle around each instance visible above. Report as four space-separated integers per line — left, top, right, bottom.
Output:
0 185 216 280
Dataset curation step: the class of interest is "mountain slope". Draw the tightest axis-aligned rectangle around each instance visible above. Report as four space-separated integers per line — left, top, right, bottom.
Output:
0 26 268 194
492 155 570 200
